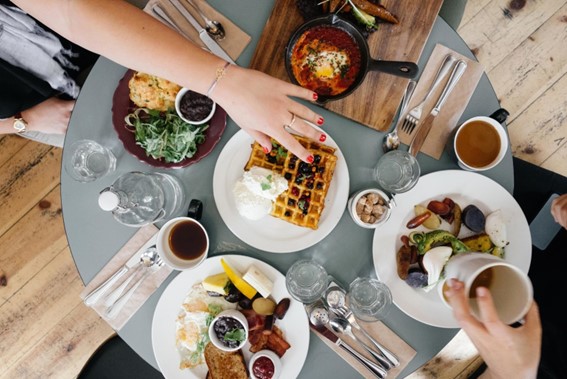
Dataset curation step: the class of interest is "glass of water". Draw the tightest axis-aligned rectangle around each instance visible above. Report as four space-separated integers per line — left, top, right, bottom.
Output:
65 139 116 182
285 259 329 304
373 150 420 194
347 277 392 322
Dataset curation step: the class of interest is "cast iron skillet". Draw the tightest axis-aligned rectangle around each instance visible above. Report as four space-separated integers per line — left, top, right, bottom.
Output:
285 14 419 104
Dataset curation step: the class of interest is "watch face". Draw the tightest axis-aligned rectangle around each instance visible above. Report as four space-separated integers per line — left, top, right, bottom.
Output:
14 119 27 133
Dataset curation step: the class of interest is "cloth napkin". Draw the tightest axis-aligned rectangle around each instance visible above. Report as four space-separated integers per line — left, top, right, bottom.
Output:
398 43 485 159
80 225 173 331
144 0 251 62
305 299 416 378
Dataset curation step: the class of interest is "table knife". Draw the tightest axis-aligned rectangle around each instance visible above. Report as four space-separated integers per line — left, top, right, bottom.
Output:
168 0 235 64
310 324 387 378
409 59 467 156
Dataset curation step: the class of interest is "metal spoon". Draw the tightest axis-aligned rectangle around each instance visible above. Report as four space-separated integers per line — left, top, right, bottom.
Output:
308 307 387 378
382 80 416 152
184 0 225 41
329 316 393 371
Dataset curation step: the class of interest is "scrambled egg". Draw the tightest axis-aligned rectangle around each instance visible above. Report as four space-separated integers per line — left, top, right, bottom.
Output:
128 72 181 111
176 283 236 369
305 50 349 80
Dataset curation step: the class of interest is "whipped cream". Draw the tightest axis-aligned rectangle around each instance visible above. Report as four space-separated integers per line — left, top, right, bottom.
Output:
233 166 288 220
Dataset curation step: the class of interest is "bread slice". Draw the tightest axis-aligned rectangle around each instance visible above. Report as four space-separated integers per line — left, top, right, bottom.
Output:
204 342 248 379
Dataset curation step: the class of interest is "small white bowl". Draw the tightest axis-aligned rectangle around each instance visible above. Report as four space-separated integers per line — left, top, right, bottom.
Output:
347 188 392 229
208 309 248 352
249 349 282 379
175 87 216 125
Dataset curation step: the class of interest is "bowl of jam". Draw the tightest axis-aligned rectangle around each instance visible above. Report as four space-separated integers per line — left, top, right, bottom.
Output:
249 349 281 379
208 309 248 352
175 87 216 125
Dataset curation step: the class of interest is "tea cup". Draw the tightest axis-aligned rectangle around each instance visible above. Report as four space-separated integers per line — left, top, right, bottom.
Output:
156 216 209 270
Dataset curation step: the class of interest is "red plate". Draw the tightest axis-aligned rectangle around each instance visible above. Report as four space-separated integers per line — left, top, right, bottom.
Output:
112 70 227 169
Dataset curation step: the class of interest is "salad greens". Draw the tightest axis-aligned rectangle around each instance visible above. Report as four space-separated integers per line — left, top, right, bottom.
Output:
125 108 208 163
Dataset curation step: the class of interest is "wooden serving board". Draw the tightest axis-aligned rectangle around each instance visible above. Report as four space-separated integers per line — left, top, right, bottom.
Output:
249 0 444 131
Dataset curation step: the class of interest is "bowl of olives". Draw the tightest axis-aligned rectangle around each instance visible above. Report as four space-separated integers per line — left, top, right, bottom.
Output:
208 309 248 352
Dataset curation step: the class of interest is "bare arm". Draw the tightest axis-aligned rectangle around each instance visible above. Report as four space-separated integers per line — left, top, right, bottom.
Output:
12 0 326 161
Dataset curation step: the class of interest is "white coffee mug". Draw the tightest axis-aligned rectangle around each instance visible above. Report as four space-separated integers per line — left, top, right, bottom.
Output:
156 216 209 270
443 253 532 325
453 116 508 171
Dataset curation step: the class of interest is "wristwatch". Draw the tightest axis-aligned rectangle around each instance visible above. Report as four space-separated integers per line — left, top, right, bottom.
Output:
13 113 28 133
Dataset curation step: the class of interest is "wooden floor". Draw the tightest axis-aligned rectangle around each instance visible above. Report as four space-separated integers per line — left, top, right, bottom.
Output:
1 1 565 378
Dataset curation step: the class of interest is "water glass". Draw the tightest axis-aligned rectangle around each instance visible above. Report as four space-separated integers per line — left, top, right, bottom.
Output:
347 277 392 322
373 150 420 194
65 139 116 182
285 259 329 304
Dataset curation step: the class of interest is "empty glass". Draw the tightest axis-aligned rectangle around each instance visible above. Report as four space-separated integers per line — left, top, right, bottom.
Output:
373 150 420 194
65 139 116 182
285 259 329 304
347 277 392 322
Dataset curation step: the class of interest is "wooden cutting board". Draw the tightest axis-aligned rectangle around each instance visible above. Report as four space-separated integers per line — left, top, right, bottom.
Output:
249 0 444 132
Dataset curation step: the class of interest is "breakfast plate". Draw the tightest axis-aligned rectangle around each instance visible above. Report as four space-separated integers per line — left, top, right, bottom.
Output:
372 170 531 328
112 70 227 168
213 128 349 253
152 254 309 379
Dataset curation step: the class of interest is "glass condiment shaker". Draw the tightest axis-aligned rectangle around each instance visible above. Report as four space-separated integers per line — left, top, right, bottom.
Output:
98 171 187 227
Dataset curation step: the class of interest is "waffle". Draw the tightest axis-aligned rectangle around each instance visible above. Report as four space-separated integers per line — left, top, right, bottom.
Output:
244 135 337 230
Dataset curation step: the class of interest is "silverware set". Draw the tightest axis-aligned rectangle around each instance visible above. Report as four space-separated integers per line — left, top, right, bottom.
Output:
84 245 164 319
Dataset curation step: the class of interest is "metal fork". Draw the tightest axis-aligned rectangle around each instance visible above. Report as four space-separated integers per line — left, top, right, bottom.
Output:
334 305 400 368
401 54 457 134
105 255 164 319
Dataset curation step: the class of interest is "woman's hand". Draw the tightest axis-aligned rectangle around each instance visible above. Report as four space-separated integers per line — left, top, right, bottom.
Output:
551 194 567 230
445 278 541 379
212 65 327 163
22 97 75 135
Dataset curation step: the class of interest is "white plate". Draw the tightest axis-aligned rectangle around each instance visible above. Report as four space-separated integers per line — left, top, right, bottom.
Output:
372 170 531 328
152 254 309 379
213 129 349 253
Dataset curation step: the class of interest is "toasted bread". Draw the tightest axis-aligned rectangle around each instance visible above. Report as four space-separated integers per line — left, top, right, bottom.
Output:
204 342 248 379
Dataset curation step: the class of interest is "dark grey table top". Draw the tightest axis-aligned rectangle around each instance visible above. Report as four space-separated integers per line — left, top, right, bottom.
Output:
62 1 513 377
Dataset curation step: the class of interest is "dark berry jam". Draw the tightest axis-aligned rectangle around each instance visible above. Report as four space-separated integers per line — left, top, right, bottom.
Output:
179 90 213 122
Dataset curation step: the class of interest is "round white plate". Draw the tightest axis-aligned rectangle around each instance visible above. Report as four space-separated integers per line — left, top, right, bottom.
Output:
372 170 531 328
213 129 349 253
152 254 309 379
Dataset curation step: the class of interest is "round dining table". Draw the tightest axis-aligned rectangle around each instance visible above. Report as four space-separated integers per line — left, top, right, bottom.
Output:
62 1 514 377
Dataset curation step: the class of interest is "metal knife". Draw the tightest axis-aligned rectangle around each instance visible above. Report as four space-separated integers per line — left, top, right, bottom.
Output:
310 323 388 378
168 0 235 64
409 59 468 156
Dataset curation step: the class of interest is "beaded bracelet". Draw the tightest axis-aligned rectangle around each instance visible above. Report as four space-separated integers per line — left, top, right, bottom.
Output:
206 61 231 97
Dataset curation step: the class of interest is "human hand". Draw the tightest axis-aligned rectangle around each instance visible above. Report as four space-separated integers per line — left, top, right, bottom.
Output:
445 278 541 379
551 193 567 230
21 97 75 135
212 65 326 163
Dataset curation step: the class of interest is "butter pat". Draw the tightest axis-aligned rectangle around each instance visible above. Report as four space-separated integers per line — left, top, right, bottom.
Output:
202 272 230 295
243 265 273 298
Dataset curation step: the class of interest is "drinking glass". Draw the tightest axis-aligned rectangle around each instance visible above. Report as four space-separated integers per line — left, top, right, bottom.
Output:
65 139 116 182
373 150 420 194
285 259 329 304
347 277 392 322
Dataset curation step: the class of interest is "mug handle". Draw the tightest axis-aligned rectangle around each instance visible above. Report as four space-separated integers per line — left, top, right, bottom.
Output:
187 199 203 220
489 108 510 124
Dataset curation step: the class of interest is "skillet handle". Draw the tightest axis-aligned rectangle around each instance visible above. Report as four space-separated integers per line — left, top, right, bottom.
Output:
368 60 419 79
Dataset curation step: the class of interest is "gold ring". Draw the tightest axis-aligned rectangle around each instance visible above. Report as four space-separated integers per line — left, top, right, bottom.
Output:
285 113 296 128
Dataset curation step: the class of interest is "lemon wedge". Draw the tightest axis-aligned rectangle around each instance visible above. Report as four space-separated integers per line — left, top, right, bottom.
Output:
220 258 257 299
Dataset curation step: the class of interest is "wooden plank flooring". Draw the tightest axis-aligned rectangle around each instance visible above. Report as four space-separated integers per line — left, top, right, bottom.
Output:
1 1 565 378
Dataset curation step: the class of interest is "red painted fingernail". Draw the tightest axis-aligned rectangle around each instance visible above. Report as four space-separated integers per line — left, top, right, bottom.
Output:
307 155 314 163
263 146 269 154
319 134 326 142
317 117 324 125
313 93 318 100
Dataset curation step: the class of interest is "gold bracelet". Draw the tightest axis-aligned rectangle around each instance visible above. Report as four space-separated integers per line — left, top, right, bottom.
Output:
206 62 231 97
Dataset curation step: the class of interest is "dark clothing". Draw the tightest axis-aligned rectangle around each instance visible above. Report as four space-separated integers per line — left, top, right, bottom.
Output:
0 0 98 118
